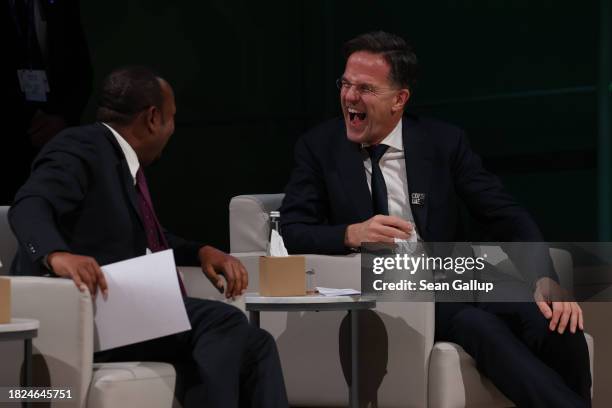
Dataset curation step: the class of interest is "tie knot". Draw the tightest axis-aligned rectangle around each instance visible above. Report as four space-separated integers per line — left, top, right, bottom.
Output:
366 144 389 164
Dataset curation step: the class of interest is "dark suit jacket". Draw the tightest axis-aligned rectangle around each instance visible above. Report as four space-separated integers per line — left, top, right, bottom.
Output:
9 123 202 276
280 115 545 255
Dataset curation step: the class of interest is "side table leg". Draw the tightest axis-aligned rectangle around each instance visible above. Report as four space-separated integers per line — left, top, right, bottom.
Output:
349 310 359 408
24 339 32 408
249 310 260 328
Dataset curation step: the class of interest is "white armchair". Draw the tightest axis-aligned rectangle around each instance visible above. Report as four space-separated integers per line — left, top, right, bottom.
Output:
229 195 432 407
227 194 594 408
0 206 176 408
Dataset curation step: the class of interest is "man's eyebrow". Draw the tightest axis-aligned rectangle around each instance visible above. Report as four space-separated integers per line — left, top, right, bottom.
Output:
342 77 375 86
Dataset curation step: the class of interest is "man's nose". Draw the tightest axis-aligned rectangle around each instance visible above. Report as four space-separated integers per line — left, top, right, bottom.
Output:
344 86 360 103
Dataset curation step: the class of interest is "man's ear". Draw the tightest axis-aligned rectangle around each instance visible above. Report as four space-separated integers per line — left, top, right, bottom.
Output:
392 89 410 113
144 106 159 133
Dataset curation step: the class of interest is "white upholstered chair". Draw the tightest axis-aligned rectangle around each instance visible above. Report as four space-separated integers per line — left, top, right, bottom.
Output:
0 206 176 408
227 194 594 408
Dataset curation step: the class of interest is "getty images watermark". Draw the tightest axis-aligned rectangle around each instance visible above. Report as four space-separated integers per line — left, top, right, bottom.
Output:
360 242 612 302
371 251 493 293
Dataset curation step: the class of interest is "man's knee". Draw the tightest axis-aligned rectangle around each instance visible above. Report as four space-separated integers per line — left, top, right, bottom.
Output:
187 298 249 331
248 326 278 354
220 302 249 325
547 330 590 360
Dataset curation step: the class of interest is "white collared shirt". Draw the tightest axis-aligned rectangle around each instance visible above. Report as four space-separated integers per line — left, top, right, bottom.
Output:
362 119 419 237
102 122 140 185
101 123 154 254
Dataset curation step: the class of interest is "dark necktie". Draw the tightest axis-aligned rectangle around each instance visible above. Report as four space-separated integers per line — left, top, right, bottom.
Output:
135 168 186 295
366 144 390 216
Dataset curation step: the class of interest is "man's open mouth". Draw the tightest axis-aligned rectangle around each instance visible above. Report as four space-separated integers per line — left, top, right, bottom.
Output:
348 107 367 121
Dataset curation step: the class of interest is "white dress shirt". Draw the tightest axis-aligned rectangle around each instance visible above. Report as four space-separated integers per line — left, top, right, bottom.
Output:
102 123 153 254
102 122 139 184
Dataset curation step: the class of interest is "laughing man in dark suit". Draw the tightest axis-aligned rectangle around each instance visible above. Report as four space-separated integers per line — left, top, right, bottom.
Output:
280 31 591 407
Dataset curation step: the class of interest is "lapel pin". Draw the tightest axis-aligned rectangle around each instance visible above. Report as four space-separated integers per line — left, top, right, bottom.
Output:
411 193 426 206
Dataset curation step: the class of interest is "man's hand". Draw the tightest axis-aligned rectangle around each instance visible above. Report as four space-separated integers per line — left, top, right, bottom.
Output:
534 277 584 334
344 215 413 248
48 251 108 300
198 245 248 299
28 110 67 147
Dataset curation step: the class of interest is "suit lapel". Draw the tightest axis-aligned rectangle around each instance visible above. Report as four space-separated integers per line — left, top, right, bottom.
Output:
336 125 373 221
97 123 145 228
403 116 433 238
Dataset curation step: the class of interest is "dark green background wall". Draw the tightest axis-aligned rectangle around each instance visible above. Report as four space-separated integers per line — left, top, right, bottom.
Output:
80 0 605 250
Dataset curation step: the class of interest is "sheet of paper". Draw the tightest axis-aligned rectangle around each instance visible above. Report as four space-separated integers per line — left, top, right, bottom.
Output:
93 249 191 352
316 287 361 296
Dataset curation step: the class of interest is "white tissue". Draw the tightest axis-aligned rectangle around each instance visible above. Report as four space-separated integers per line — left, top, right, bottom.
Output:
394 233 418 244
268 229 289 257
394 234 419 255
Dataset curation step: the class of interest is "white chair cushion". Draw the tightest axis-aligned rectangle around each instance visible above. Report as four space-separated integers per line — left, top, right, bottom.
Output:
87 362 176 408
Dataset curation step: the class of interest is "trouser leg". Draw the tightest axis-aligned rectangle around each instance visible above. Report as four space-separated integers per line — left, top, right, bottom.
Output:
480 301 592 404
95 298 287 408
435 302 590 408
184 298 288 408
239 326 289 408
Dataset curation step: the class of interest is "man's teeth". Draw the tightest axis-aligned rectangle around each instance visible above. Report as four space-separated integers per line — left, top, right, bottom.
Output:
348 108 366 121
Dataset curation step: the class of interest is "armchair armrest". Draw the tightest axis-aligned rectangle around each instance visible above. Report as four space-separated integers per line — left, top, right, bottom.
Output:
8 276 93 407
179 266 246 313
179 266 225 301
474 245 574 289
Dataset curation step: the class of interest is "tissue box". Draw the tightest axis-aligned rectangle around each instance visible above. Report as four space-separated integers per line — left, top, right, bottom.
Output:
0 278 10 324
259 256 305 296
